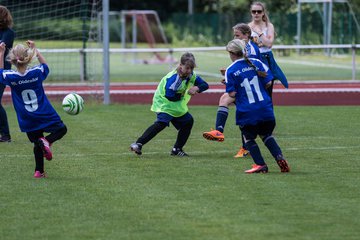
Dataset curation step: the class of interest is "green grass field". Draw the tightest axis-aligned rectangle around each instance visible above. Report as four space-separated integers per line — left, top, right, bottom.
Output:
1 103 360 240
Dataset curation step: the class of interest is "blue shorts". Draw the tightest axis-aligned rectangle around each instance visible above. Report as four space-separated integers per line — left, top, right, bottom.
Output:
156 112 193 130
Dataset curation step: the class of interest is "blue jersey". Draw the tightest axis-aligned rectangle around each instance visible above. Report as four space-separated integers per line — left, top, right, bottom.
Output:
225 58 274 126
246 40 261 60
0 64 62 132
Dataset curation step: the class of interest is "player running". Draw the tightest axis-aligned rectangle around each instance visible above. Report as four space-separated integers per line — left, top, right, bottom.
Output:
223 39 289 173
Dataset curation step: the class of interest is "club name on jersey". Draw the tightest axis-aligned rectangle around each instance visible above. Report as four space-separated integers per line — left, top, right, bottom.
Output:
11 77 39 86
233 67 254 76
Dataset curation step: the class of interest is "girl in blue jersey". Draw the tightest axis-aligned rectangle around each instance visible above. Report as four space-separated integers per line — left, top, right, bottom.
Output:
225 39 289 173
130 52 209 157
249 1 288 97
203 23 262 158
0 40 67 178
0 5 15 142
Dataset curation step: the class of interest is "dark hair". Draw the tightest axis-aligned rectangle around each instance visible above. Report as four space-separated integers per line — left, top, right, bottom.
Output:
180 52 196 69
232 23 252 38
0 5 13 29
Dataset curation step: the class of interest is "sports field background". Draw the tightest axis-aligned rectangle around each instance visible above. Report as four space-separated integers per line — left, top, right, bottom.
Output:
1 104 359 240
25 42 360 83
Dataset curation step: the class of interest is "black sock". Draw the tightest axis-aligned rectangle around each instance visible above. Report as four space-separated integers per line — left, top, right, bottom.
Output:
34 145 44 172
246 140 266 166
174 117 194 149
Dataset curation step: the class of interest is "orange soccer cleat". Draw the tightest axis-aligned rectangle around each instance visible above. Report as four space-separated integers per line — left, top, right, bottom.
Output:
234 147 250 158
202 129 224 142
245 164 268 174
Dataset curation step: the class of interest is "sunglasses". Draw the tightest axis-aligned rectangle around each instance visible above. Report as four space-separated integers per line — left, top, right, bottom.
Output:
251 10 263 14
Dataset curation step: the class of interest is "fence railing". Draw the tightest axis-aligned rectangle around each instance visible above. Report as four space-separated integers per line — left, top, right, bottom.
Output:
39 44 360 82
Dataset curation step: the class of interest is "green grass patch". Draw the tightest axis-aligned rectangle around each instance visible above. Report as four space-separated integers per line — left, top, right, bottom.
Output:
1 104 360 239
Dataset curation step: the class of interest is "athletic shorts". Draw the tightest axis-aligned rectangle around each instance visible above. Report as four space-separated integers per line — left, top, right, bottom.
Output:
240 120 276 140
156 112 193 130
26 121 66 143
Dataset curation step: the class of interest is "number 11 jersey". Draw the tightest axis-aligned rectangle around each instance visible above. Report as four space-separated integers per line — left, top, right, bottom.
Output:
225 58 274 127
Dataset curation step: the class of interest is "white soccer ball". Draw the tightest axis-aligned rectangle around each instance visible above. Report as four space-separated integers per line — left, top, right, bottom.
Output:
62 93 84 115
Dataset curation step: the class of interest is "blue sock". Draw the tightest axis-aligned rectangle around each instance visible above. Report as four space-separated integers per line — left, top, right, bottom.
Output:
246 140 266 165
263 135 283 160
215 106 228 133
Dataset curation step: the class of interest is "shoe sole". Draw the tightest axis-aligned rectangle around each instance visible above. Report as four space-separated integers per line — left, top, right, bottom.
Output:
245 169 268 174
171 153 189 157
202 133 224 142
277 160 290 172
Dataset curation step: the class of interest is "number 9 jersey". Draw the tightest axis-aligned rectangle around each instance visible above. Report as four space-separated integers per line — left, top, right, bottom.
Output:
0 63 62 132
224 58 274 127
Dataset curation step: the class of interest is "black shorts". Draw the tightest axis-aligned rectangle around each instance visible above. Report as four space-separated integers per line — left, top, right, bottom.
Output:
241 120 276 140
26 122 66 143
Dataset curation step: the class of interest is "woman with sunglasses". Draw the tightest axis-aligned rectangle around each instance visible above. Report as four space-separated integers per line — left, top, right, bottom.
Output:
248 1 288 97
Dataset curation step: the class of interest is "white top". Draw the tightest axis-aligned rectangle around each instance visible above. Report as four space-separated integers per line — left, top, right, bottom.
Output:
251 28 272 53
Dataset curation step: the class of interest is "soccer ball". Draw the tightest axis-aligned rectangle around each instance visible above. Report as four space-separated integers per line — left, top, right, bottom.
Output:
62 93 84 115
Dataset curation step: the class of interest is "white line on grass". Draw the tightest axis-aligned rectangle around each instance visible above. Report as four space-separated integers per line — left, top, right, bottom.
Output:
2 145 358 158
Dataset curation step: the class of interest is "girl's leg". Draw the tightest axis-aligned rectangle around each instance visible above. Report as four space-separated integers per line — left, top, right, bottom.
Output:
27 131 46 175
45 125 67 144
173 115 194 150
0 84 11 141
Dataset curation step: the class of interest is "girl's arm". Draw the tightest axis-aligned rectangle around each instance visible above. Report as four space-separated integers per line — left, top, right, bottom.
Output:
0 42 5 69
257 23 275 48
26 40 47 64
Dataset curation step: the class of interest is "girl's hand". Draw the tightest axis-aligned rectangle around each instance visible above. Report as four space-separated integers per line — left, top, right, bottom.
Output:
0 42 6 52
220 68 226 76
188 86 199 95
26 40 35 49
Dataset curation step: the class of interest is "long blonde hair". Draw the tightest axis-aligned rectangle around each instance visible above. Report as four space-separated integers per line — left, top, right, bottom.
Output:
7 43 36 69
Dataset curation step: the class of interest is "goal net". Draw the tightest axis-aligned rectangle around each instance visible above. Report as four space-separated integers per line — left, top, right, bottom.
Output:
6 0 102 82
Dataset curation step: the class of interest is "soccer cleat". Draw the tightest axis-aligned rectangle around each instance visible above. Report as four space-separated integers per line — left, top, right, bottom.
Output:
277 159 290 173
234 147 250 158
38 137 52 160
202 129 224 142
171 148 189 157
33 171 47 178
245 164 268 174
130 142 142 155
0 135 11 142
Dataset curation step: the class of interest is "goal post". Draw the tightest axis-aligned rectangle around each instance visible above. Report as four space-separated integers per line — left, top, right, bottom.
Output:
119 10 176 64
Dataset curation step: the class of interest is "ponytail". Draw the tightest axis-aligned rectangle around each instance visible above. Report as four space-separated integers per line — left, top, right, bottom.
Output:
244 56 267 78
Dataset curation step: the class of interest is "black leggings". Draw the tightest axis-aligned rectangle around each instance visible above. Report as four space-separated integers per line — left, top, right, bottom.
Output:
27 125 67 172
